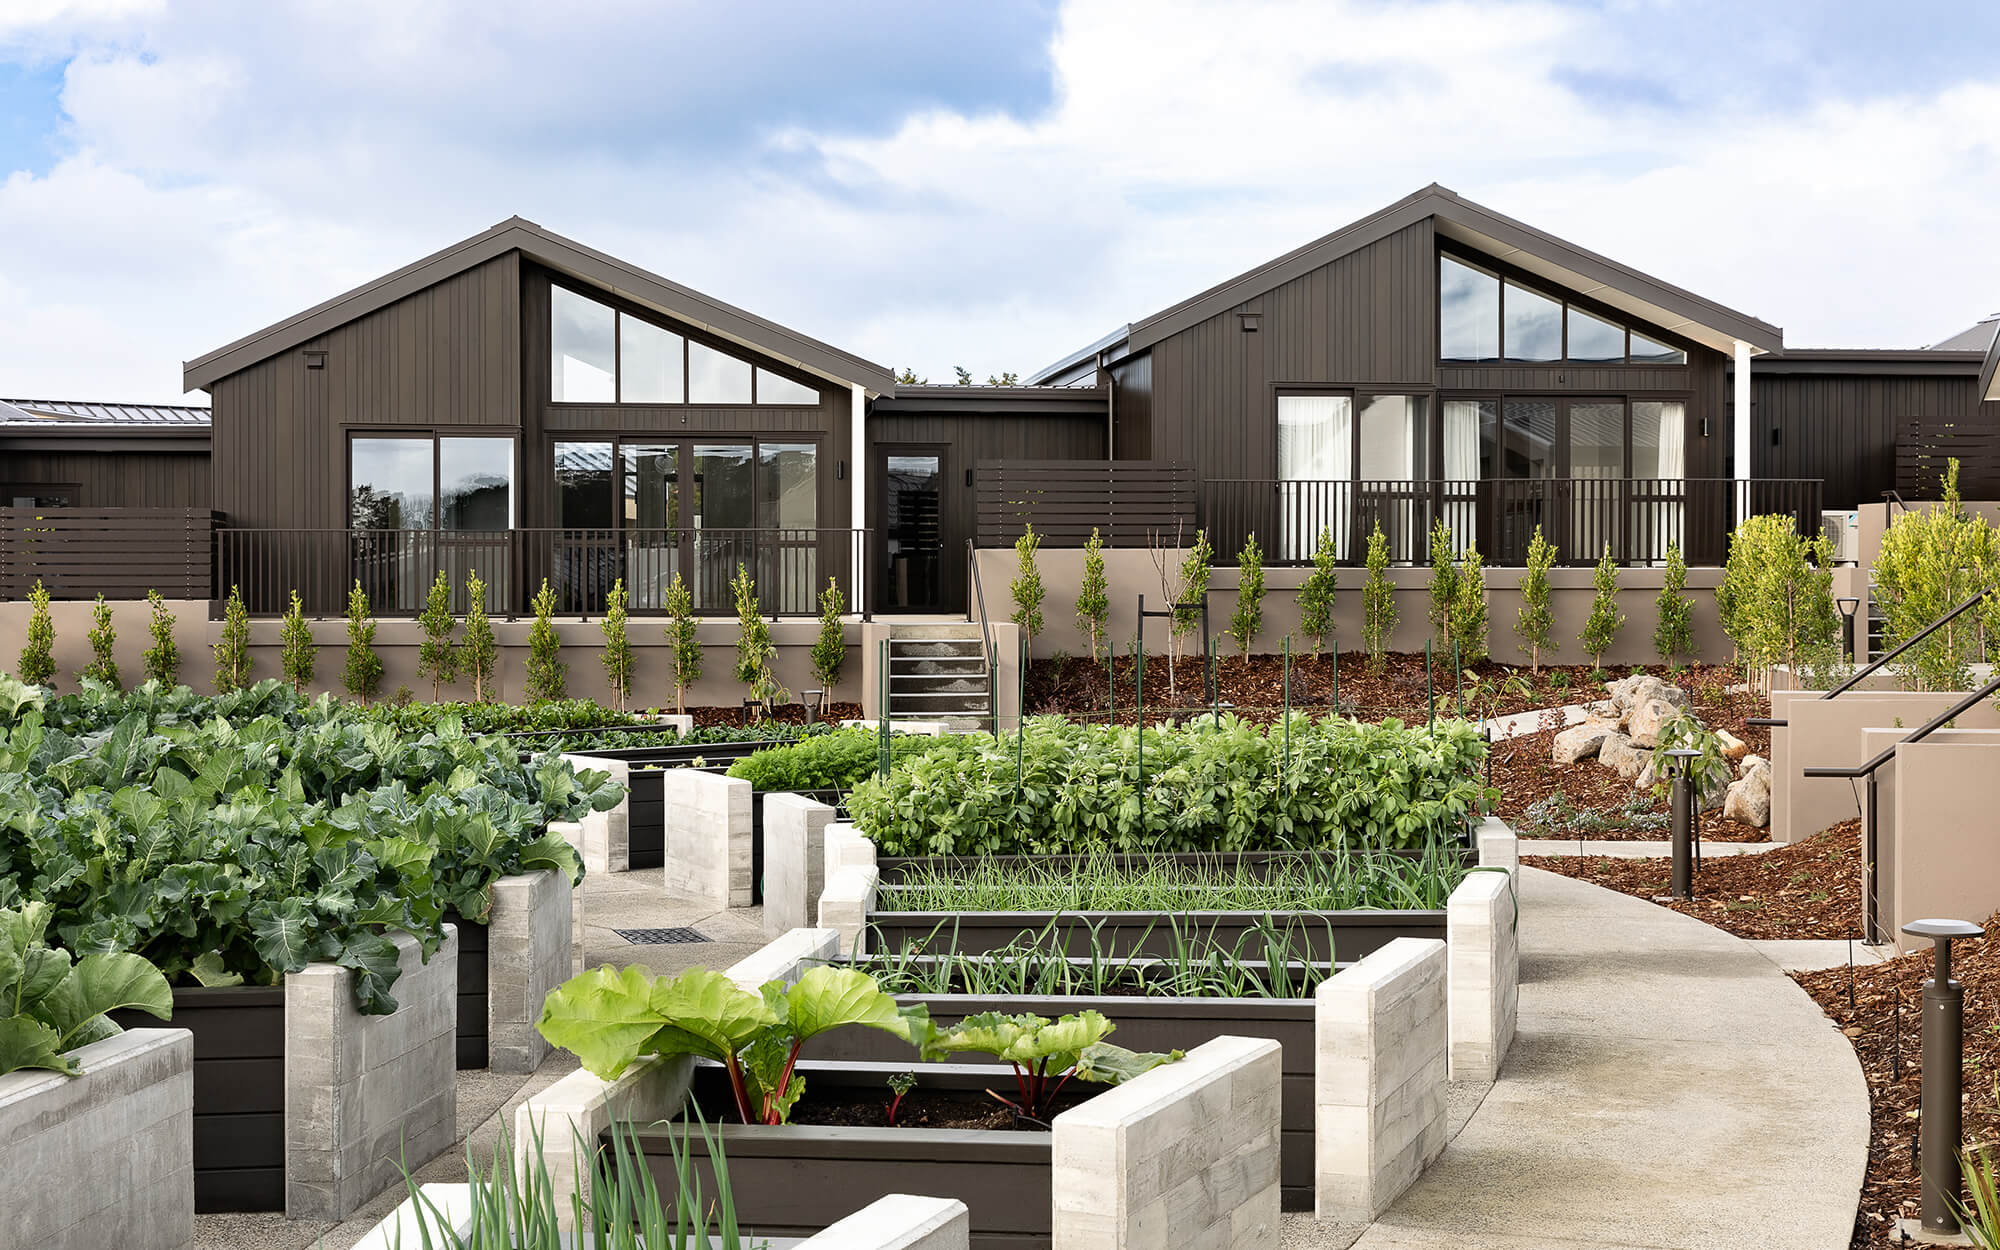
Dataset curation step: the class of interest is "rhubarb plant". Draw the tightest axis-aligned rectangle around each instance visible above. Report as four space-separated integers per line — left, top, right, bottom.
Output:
918 1009 1179 1121
537 965 930 1124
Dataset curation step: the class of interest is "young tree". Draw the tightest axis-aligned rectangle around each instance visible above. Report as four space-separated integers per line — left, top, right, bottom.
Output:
663 572 701 714
343 582 384 703
1010 524 1046 652
600 578 635 711
731 564 786 716
1578 544 1625 673
1426 518 1461 651
1748 520 1841 688
416 570 459 700
1296 526 1339 657
1653 542 1694 671
1230 534 1265 657
1873 460 1998 690
1513 526 1555 673
1454 542 1489 664
17 579 55 686
213 585 251 693
811 576 847 692
143 590 180 687
1076 527 1110 664
1361 523 1396 674
460 570 500 702
1716 524 1754 668
278 590 315 695
1172 528 1214 665
524 577 566 702
82 594 120 690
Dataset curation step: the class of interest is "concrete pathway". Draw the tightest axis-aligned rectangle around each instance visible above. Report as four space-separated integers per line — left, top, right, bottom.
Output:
1520 838 1777 858
1479 703 1592 740
1750 938 1895 973
1284 865 1870 1250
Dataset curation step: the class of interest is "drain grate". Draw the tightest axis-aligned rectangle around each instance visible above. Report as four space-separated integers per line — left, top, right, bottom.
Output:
614 927 711 946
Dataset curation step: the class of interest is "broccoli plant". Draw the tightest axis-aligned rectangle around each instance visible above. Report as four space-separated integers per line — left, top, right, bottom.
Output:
0 902 173 1076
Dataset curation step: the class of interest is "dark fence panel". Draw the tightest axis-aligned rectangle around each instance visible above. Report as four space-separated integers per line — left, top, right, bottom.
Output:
213 527 866 618
976 460 1196 546
0 507 218 600
1897 419 2000 498
1198 478 1821 566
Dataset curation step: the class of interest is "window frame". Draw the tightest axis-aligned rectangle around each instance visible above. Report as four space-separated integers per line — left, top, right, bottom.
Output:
1437 247 1698 367
549 280 827 408
549 432 825 535
346 428 520 531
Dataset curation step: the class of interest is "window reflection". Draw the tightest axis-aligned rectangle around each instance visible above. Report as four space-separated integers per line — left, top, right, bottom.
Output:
1566 307 1625 362
1630 332 1686 365
440 438 512 531
619 315 683 403
1502 282 1561 362
689 342 753 404
551 288 615 403
1440 257 1499 362
756 368 819 406
350 438 434 530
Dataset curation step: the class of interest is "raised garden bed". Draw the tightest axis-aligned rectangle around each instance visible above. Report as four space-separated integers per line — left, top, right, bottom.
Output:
867 906 1439 963
444 912 490 1068
113 985 285 1212
876 845 1474 884
806 976 1321 1211
627 1059 1072 1249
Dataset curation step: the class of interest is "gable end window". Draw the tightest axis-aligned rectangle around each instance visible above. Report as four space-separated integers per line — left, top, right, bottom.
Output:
1438 253 1688 366
550 285 824 406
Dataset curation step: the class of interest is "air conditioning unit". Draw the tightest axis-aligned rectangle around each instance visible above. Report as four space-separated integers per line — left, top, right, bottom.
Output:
1821 510 1860 564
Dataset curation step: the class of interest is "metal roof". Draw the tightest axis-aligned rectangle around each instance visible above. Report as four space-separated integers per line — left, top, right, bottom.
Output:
183 217 896 395
1927 315 2000 353
0 398 211 426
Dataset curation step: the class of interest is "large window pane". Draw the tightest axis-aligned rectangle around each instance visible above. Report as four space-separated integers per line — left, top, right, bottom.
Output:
756 368 819 406
350 437 434 529
693 443 754 610
440 438 512 531
1439 257 1499 362
1277 394 1354 560
1566 307 1625 361
620 444 679 608
555 442 614 529
1629 331 1686 365
1631 402 1685 479
1357 394 1425 479
1569 402 1626 480
551 287 615 403
1502 401 1557 480
689 341 753 404
1502 282 1562 362
619 315 684 403
759 443 818 612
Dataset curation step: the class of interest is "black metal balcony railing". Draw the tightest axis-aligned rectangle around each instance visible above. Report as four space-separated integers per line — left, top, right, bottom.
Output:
212 527 869 618
1200 477 1823 567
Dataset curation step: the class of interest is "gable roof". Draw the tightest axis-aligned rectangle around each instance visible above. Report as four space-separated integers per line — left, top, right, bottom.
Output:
1111 184 1782 360
1933 314 2000 353
183 217 895 394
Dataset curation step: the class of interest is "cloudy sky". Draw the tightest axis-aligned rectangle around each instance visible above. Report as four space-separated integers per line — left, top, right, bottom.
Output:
3 0 2000 403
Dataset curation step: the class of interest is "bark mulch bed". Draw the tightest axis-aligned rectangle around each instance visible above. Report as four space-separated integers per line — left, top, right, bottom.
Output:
1488 682 1772 843
1525 820 1865 938
1794 915 2000 1246
1023 651 1743 728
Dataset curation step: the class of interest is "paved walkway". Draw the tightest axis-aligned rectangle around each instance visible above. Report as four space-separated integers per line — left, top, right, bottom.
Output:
1519 838 1777 858
1286 865 1870 1250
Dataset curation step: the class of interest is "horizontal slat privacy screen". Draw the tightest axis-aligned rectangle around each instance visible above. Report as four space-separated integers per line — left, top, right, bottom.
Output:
0 507 219 600
1897 418 2000 498
975 460 1196 546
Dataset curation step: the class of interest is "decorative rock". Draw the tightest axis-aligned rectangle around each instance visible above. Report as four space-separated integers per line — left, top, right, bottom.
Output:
1723 758 1773 827
1599 733 1649 781
1739 753 1766 778
1627 697 1681 748
1606 674 1690 713
1552 719 1616 764
1716 729 1749 762
1634 756 1656 791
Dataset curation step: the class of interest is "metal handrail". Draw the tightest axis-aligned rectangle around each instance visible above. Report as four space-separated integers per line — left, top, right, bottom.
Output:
966 538 999 737
1818 589 1987 700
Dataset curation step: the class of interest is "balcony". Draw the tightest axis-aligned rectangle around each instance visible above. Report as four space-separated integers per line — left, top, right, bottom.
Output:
211 527 869 618
1200 477 1823 567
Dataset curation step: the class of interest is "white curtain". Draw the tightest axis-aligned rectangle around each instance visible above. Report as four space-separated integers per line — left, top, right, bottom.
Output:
1279 395 1352 560
1442 401 1480 555
1647 401 1686 564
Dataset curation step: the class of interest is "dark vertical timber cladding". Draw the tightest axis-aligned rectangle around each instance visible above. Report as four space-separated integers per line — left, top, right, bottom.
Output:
869 410 1106 613
0 449 210 508
1109 352 1152 460
208 252 524 531
1749 369 1995 509
445 915 491 1069
1146 219 1436 478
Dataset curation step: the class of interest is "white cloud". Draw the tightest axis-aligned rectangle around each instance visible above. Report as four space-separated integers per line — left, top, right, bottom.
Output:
0 0 1998 404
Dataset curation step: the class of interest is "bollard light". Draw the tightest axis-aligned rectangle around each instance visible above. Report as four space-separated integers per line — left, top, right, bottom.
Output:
1837 597 1861 664
1663 747 1702 900
802 689 826 725
1901 917 1986 1239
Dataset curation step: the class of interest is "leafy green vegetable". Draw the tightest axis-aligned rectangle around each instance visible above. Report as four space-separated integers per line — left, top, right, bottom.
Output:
724 729 930 793
845 713 1494 856
0 900 171 1076
918 1009 1178 1120
0 676 622 1014
538 964 927 1124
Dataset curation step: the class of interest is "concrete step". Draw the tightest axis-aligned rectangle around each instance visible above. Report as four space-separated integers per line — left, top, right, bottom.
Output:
890 655 987 672
888 624 985 641
892 675 988 695
891 640 986 660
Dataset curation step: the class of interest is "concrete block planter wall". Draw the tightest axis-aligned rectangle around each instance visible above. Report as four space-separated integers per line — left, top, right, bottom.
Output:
0 1027 194 1250
663 769 753 906
513 1055 696 1224
485 867 575 1073
1315 937 1448 1223
1447 868 1518 1083
818 864 879 953
726 925 842 989
1475 817 1519 870
286 926 460 1221
765 793 839 935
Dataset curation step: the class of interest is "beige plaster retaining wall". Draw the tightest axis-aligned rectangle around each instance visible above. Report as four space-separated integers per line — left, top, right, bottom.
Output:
1769 689 2000 844
0 597 862 708
970 548 1726 666
1862 727 2000 951
0 1027 194 1250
